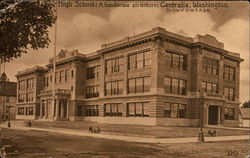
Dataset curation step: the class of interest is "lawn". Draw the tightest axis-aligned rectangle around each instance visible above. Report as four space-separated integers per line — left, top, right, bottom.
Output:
0 128 249 158
30 120 250 138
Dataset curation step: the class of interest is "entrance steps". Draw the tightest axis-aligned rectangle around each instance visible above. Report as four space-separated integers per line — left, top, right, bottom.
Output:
205 125 250 131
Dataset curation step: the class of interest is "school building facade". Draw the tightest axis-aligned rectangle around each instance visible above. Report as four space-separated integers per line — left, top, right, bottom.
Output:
15 27 243 127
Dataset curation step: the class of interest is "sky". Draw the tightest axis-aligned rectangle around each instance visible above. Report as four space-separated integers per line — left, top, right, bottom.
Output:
2 1 249 102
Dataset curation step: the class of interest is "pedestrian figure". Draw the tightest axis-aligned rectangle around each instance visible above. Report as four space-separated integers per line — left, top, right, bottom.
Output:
26 120 32 127
208 129 216 137
89 126 92 133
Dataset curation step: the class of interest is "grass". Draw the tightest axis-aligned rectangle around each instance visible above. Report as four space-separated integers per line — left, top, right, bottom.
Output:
29 120 250 138
0 128 249 158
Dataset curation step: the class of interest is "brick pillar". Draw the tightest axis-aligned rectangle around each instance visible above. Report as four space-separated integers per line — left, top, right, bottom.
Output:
39 100 43 118
123 54 128 95
218 58 224 95
190 47 203 92
99 103 104 117
235 67 240 102
61 100 64 118
66 100 69 119
54 99 59 120
99 55 105 97
149 101 157 117
122 102 127 117
45 99 48 118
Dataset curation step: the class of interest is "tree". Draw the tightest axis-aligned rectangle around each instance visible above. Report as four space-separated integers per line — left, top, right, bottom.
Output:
0 0 56 62
242 100 250 108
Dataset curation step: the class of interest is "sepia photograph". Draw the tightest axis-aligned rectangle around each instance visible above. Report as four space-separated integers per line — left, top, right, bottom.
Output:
0 0 249 157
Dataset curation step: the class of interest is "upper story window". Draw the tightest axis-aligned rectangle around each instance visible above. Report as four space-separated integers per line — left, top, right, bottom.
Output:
55 72 59 83
18 93 26 102
105 80 123 96
71 70 74 78
19 80 26 90
164 103 186 118
128 77 150 94
106 57 123 74
202 58 218 75
44 76 49 87
201 81 218 94
65 69 69 81
224 66 235 81
128 51 151 70
86 66 99 80
27 78 34 89
165 51 186 71
127 102 149 117
164 77 186 95
86 85 99 98
27 92 34 102
224 87 235 101
59 70 65 82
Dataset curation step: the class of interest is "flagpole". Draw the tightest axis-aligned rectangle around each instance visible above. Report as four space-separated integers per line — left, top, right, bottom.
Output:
52 3 58 121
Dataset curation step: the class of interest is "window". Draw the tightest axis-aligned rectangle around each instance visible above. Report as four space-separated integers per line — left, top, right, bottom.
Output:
224 87 235 101
164 103 186 118
202 58 218 75
27 93 34 102
224 107 235 120
164 77 186 95
128 51 151 70
44 76 49 87
18 93 25 102
165 51 186 70
105 80 123 96
17 107 25 115
59 70 64 82
201 81 218 94
55 72 59 83
86 85 100 98
25 107 33 115
104 103 123 116
85 105 99 116
127 102 149 117
65 69 69 81
19 80 26 89
105 57 123 74
27 78 34 89
128 77 151 93
86 66 99 80
71 70 74 78
224 66 235 81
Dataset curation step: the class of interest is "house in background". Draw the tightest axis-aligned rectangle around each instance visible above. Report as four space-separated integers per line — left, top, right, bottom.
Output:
240 108 250 128
16 27 244 127
0 72 17 121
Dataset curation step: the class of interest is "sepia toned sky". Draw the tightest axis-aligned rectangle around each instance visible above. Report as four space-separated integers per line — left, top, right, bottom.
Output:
3 1 249 102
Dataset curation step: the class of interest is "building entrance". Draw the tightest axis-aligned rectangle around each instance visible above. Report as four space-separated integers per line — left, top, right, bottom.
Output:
208 106 219 125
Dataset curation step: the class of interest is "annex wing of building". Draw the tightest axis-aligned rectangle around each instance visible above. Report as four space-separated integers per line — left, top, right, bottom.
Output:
15 27 243 127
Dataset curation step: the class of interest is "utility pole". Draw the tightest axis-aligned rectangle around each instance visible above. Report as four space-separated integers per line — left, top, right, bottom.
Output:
7 105 12 128
198 90 205 142
51 3 58 121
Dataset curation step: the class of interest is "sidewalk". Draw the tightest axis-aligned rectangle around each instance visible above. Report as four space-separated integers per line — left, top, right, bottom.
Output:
1 124 249 144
